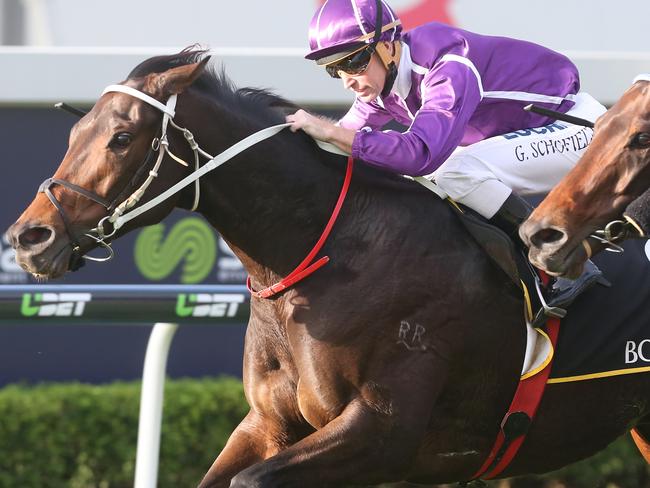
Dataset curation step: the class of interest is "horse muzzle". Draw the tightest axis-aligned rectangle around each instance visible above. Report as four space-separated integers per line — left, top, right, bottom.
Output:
520 219 588 279
5 221 76 279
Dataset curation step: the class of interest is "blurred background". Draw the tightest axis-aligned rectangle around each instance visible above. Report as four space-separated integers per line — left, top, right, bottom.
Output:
0 0 649 106
0 1 649 487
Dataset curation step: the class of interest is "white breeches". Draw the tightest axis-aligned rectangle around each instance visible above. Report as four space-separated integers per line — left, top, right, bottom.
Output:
431 92 607 218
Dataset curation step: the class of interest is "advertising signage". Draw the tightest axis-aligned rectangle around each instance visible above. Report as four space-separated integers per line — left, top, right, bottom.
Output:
0 285 250 324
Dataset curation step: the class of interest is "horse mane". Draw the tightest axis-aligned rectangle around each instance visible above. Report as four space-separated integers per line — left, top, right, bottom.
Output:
128 46 296 127
128 47 426 193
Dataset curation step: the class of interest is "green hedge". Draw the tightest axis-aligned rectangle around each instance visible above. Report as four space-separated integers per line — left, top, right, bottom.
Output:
0 378 648 488
0 377 248 488
504 433 650 488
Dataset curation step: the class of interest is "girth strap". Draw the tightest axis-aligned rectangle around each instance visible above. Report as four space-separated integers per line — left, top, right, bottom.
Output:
470 272 561 481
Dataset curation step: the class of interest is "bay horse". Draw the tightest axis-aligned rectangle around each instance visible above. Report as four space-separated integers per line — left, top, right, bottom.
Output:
7 49 650 487
520 75 650 278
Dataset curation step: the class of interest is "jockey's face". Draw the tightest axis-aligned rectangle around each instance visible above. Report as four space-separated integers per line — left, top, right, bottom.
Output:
339 51 387 103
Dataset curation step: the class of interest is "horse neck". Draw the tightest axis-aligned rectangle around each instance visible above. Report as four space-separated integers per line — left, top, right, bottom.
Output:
177 100 347 284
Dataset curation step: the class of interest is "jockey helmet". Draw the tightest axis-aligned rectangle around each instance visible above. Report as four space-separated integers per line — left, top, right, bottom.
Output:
306 0 402 66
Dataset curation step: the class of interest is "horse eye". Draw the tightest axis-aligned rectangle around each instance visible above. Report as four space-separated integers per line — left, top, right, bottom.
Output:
111 132 133 148
631 132 650 148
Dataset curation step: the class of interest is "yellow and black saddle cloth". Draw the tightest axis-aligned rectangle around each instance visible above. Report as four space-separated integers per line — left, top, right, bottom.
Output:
443 200 650 482
548 238 650 382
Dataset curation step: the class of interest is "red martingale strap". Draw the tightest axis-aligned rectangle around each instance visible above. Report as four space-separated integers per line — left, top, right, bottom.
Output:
247 156 354 299
471 271 560 481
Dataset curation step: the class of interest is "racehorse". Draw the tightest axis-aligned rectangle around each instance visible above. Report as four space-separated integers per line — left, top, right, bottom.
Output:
7 49 650 487
520 76 650 278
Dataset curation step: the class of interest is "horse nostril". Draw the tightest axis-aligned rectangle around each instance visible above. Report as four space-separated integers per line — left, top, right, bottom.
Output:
530 227 566 248
18 226 53 247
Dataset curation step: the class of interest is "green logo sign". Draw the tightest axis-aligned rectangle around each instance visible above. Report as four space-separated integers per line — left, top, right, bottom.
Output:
176 293 245 318
21 293 91 317
134 217 216 283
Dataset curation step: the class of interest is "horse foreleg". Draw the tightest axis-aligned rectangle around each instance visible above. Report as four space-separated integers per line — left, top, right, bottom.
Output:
228 395 433 488
632 427 650 464
198 410 272 488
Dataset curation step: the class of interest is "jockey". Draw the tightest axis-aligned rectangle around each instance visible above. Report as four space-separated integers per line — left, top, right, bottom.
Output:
286 0 606 312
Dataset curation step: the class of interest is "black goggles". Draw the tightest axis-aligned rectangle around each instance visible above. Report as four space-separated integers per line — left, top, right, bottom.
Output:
325 46 375 79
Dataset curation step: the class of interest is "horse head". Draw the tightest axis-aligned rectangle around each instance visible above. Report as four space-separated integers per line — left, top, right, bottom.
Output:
6 51 210 279
520 78 650 277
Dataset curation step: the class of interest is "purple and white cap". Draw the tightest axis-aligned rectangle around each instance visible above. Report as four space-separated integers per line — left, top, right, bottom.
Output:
306 0 402 65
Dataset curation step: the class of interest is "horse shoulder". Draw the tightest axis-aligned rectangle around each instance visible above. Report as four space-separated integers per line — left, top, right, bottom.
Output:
241 307 309 441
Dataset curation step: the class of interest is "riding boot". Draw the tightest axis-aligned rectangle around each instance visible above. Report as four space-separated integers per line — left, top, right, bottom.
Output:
488 192 535 242
489 193 603 315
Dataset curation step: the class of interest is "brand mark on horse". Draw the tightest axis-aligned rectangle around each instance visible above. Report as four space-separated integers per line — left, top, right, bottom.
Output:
397 320 427 351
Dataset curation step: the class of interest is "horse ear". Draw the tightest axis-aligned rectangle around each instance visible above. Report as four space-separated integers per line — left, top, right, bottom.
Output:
146 56 211 98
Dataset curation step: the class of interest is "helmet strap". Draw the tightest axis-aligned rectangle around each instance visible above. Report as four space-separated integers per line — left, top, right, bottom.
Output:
376 41 402 97
372 0 383 46
370 1 400 97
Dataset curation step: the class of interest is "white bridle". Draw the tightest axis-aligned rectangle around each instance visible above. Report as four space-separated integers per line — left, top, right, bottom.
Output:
89 84 292 251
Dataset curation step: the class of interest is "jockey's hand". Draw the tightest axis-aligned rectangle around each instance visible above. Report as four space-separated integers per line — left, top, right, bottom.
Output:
286 109 334 141
286 109 355 154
